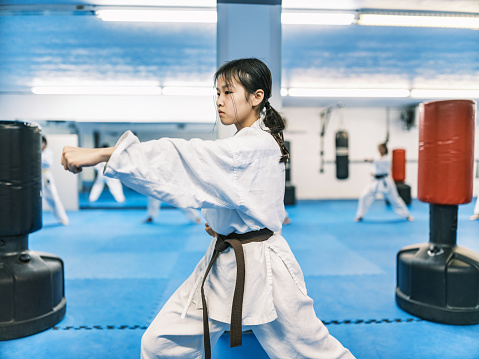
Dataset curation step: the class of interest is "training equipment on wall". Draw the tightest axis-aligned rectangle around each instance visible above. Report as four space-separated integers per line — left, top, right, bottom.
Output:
335 130 349 179
396 99 479 324
0 121 66 340
284 140 296 205
392 149 411 205
319 103 348 179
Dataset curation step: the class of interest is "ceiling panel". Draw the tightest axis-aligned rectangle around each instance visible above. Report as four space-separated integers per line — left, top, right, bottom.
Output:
0 1 478 107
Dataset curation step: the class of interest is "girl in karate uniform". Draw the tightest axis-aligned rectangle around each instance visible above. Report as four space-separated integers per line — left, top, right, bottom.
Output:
89 145 126 203
42 136 69 226
144 196 202 224
61 58 354 359
355 143 414 222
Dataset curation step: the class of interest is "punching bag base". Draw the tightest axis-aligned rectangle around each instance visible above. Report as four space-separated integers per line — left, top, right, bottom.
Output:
0 250 66 341
396 243 479 325
0 299 66 341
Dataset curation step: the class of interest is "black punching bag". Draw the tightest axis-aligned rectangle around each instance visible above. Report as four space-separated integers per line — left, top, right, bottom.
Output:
0 121 66 340
335 130 349 180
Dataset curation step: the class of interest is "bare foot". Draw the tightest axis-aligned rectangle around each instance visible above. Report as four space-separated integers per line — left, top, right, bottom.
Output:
470 214 479 221
143 217 153 223
283 217 291 225
407 215 414 222
354 217 363 222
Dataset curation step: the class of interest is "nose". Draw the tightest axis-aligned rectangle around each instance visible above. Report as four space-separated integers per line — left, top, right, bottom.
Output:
216 94 223 107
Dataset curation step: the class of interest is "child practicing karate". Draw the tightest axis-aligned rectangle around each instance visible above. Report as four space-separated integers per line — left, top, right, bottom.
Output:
62 58 354 359
355 143 414 222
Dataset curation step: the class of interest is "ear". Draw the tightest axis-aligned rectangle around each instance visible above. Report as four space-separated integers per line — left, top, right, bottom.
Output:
251 89 264 107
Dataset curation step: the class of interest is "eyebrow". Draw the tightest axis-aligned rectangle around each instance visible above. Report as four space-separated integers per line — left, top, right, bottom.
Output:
216 83 236 91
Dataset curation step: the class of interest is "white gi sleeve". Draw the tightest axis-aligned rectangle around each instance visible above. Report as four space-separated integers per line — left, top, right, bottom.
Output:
103 131 239 209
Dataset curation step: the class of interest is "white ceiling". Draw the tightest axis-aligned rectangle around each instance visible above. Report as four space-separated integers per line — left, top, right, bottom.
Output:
0 0 478 108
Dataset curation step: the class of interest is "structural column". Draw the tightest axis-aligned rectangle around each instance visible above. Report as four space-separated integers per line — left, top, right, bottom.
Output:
216 0 282 138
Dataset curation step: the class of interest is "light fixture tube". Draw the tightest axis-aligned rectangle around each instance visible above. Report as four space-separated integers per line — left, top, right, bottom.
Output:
162 87 215 96
96 9 217 23
411 89 479 98
31 87 163 95
287 88 410 98
281 12 355 25
358 13 479 29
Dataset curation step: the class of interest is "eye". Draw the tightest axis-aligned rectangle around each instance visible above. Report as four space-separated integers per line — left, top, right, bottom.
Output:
225 91 232 95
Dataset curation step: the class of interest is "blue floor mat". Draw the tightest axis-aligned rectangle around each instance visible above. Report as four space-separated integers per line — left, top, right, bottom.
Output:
2 199 479 359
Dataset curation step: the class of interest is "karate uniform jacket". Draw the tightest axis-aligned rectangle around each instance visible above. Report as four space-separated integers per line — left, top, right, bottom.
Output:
104 120 309 326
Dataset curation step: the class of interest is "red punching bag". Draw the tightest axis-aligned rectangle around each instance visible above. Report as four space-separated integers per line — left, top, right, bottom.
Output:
396 99 479 326
392 149 406 183
418 99 475 205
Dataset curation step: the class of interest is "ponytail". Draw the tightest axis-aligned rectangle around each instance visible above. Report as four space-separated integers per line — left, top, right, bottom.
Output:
263 101 289 163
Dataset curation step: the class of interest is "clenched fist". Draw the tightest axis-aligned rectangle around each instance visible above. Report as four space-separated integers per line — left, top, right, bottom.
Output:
61 146 115 174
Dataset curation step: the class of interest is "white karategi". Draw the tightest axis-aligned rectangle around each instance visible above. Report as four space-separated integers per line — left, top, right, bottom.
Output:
474 197 479 216
89 162 125 203
104 120 355 359
356 155 410 219
42 148 69 225
147 197 201 223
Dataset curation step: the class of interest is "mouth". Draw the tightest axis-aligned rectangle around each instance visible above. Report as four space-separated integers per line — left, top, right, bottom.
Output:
218 110 225 116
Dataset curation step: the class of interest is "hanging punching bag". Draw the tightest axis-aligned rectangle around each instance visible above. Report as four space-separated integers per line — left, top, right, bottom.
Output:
0 121 66 340
335 130 349 180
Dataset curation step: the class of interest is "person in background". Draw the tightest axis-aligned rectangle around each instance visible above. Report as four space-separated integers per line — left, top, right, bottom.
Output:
42 136 69 226
470 197 479 220
144 196 202 224
89 145 126 203
355 142 414 222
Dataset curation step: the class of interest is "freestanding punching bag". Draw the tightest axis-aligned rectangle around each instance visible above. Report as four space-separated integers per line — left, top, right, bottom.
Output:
0 121 66 340
392 149 411 205
396 100 479 324
335 130 349 180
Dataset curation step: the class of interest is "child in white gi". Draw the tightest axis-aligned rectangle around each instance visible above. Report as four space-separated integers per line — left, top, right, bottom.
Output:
61 58 355 359
42 136 69 226
470 197 479 220
355 143 414 222
144 196 202 224
89 146 126 203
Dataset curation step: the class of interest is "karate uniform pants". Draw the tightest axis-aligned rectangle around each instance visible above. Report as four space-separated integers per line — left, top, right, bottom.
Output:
89 175 125 203
141 247 355 359
42 171 69 225
356 176 410 219
147 197 201 223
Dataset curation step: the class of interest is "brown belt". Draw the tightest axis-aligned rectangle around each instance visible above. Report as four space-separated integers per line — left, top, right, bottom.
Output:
200 228 274 359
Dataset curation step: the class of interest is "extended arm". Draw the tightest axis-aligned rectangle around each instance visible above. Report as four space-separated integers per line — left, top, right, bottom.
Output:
62 146 115 174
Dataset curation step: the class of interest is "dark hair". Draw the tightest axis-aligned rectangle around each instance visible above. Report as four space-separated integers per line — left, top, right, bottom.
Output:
214 58 289 163
42 136 47 145
379 143 388 155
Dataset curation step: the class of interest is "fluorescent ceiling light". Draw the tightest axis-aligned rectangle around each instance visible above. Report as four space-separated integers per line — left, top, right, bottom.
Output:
31 80 160 87
287 88 410 98
96 9 217 23
358 13 479 29
31 86 162 95
162 87 215 96
280 88 288 96
411 89 479 98
282 0 344 10
282 12 355 25
105 0 216 7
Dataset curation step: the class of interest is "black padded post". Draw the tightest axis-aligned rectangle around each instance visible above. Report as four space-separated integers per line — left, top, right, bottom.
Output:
0 121 66 340
396 204 479 324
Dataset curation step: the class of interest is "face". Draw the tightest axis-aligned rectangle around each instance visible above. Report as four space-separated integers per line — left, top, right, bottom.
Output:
216 75 263 131
378 145 386 156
